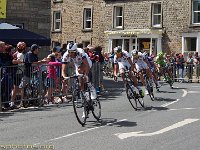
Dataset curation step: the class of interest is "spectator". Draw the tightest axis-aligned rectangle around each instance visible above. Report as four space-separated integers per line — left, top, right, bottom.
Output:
186 52 194 82
10 42 26 109
44 54 62 104
60 43 67 56
0 42 18 111
177 54 185 82
19 44 47 98
194 52 200 82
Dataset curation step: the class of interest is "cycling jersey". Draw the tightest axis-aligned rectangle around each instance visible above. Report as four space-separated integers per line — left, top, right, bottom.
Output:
131 51 148 72
62 48 92 75
62 48 92 68
156 55 166 67
114 50 131 70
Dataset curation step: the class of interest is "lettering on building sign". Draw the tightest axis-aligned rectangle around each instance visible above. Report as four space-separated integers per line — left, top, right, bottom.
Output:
121 35 137 38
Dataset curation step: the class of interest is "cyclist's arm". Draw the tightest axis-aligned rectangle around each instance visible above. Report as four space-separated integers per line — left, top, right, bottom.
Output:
114 63 118 76
82 57 90 74
62 63 68 78
128 58 137 72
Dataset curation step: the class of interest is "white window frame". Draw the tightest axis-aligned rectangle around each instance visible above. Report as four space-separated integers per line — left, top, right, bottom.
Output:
113 6 123 29
53 11 61 31
151 2 162 28
83 8 92 29
192 0 200 24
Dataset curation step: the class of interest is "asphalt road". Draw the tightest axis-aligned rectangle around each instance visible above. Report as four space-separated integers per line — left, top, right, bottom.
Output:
1 78 200 150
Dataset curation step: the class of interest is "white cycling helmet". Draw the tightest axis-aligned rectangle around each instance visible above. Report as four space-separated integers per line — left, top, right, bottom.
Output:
131 49 138 56
67 42 77 52
114 46 122 54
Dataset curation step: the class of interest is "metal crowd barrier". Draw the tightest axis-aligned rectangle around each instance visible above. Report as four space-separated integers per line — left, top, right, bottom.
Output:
0 64 70 111
171 63 200 82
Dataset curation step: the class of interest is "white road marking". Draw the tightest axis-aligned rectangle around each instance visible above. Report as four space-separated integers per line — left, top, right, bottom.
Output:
161 99 180 107
167 108 196 111
182 89 188 97
191 86 200 88
34 119 127 145
188 91 200 94
115 119 199 139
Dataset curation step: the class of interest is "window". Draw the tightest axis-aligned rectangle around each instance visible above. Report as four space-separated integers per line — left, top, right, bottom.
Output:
192 0 200 24
82 41 90 48
152 3 162 27
53 0 63 3
184 37 197 51
53 11 61 31
83 8 92 29
113 6 123 29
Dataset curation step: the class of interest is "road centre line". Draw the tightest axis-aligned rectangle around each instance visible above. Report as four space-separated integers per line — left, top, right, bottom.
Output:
34 119 127 145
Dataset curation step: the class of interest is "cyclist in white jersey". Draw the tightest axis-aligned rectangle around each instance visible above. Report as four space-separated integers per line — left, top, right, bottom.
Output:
131 49 154 94
113 46 144 97
62 42 92 91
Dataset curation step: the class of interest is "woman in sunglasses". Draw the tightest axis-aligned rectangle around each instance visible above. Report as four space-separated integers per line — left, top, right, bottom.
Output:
113 46 143 97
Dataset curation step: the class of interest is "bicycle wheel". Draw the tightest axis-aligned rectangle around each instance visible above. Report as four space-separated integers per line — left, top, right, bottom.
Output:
137 97 145 108
92 97 101 121
72 90 87 126
126 83 137 110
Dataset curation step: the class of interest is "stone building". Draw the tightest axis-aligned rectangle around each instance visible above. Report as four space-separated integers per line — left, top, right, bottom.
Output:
0 0 51 58
104 0 200 56
51 0 105 48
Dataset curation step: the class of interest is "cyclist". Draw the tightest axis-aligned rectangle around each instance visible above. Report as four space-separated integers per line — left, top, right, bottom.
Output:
62 42 92 91
113 46 144 98
143 52 161 89
131 49 154 94
156 52 173 79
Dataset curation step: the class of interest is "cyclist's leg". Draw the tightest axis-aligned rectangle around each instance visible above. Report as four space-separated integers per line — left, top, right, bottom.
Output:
136 63 146 86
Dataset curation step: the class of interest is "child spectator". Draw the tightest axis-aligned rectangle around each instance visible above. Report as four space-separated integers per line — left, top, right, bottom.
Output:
44 54 62 104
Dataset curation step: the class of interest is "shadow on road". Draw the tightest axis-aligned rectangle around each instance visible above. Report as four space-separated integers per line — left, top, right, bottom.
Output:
145 106 169 111
157 90 176 93
0 112 14 121
154 97 177 102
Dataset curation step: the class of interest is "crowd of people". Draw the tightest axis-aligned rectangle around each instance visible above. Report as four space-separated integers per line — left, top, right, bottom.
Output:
0 41 105 111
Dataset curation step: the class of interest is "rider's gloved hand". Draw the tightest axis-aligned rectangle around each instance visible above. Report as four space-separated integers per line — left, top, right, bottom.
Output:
113 76 118 82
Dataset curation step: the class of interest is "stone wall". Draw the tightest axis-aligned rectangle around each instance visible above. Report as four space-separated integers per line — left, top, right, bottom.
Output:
51 0 106 49
104 0 200 53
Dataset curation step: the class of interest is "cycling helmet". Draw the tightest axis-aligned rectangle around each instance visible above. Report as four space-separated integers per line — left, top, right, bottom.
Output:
147 56 153 62
114 46 122 54
67 42 77 52
17 42 26 50
158 52 164 57
131 49 138 56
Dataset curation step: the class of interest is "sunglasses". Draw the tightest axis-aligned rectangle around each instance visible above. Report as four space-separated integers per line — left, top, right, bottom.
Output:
68 51 76 54
116 50 122 54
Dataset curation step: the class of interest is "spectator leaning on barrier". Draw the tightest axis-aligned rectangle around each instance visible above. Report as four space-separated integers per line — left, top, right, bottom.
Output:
194 52 200 82
19 44 47 89
44 54 62 104
0 43 19 110
10 42 26 109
